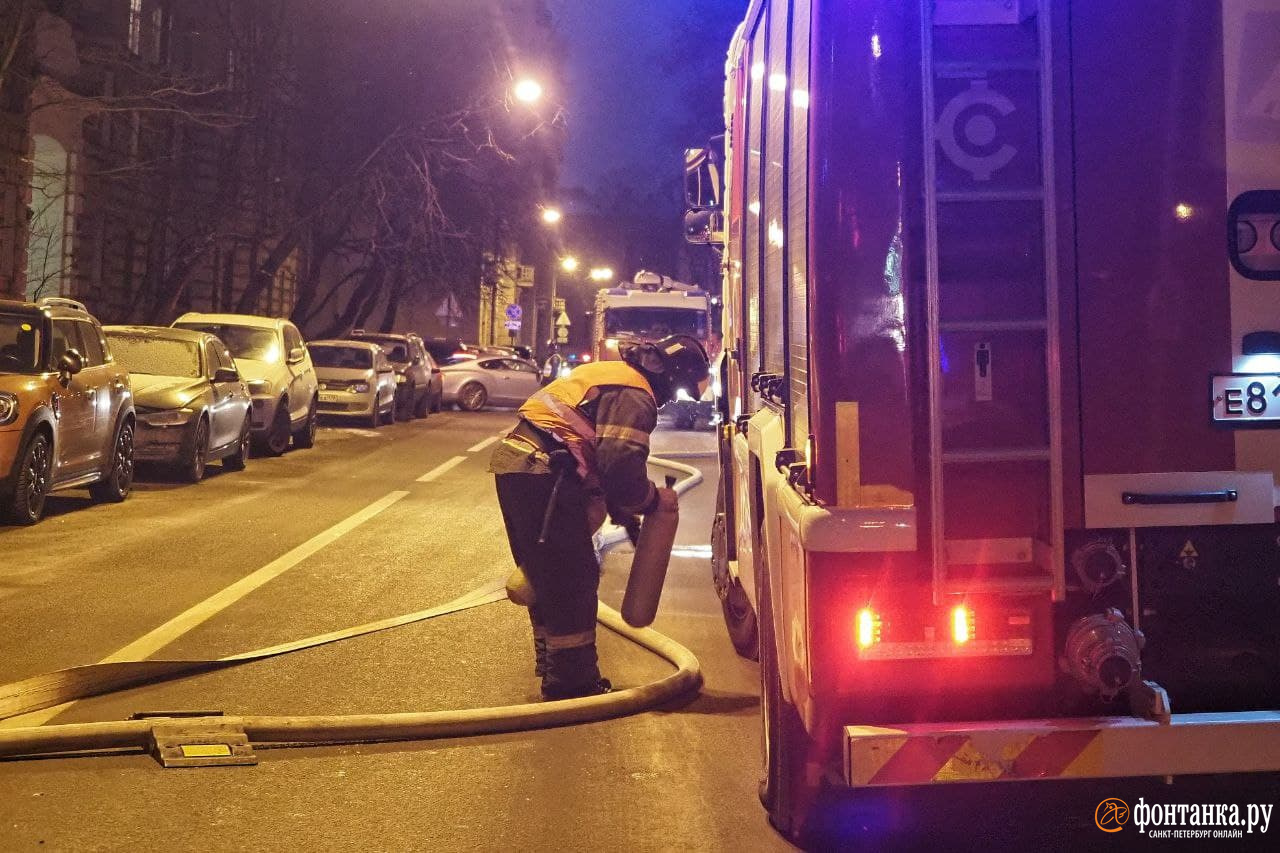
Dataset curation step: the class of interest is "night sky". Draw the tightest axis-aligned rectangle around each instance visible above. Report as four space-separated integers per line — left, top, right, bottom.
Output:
549 0 746 201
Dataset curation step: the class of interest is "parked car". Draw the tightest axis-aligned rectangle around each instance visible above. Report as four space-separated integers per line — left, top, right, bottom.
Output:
309 340 396 428
347 330 442 419
171 313 318 456
441 356 543 411
0 297 135 524
422 336 472 365
104 326 252 481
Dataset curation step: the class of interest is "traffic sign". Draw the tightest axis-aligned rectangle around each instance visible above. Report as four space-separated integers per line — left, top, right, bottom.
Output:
436 293 463 326
504 319 522 332
555 312 570 327
556 326 568 343
505 304 523 322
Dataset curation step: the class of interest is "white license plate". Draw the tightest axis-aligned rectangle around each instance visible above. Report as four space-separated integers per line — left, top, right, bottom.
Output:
1211 374 1280 425
319 392 345 403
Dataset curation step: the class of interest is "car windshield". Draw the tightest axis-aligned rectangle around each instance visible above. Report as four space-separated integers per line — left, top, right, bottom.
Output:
358 338 410 363
0 314 42 374
310 345 373 370
176 324 278 362
107 334 202 378
604 307 707 340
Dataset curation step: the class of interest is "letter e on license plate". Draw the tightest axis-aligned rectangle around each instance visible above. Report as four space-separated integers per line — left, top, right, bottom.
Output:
1211 374 1280 426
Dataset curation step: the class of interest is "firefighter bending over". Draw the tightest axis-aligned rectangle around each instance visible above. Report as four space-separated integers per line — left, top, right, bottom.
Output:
490 335 710 700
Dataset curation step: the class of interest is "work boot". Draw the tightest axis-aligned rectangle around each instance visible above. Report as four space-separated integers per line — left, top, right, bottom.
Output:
541 677 613 701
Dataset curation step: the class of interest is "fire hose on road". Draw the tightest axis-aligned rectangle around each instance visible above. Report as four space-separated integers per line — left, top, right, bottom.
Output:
0 454 711 762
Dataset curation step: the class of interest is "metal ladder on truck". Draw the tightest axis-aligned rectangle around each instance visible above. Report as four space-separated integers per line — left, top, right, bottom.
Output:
920 0 1065 604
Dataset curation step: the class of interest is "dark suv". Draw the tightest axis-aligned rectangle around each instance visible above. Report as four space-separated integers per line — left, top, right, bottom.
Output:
347 330 442 419
1 297 135 524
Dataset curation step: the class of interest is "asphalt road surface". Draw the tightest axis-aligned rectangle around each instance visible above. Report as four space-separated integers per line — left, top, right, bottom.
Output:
0 411 792 852
2 411 1276 851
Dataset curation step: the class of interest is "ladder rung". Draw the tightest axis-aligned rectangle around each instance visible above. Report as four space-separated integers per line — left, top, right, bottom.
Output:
937 189 1044 203
935 60 1041 76
939 319 1047 333
942 448 1051 463
943 576 1056 596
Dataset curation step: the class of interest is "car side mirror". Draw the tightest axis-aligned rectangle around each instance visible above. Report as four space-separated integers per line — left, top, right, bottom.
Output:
58 349 83 382
287 346 305 365
213 367 239 383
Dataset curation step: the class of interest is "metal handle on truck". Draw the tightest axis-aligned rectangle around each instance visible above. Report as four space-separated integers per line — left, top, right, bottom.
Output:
1121 489 1238 505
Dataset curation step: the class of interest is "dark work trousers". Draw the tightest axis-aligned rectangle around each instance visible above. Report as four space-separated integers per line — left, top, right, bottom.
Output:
495 470 602 696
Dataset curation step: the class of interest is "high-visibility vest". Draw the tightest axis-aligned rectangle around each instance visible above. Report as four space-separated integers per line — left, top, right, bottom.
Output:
518 361 655 481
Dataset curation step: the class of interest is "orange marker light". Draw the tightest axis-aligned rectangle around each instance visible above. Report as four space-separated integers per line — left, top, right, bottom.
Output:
952 606 973 644
856 608 879 649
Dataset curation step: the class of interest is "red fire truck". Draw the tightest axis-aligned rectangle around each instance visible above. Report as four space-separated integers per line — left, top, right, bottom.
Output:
686 0 1280 839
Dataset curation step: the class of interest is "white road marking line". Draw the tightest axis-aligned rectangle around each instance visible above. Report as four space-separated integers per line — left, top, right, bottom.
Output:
1 490 409 729
417 455 468 482
467 435 500 453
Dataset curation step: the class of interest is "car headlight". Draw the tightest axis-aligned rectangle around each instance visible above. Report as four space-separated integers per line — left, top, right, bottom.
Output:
142 408 196 427
0 392 17 426
350 382 370 393
396 374 408 384
674 387 694 402
246 379 272 396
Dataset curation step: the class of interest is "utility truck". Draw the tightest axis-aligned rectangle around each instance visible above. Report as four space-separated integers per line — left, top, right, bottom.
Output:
593 271 716 429
686 0 1280 840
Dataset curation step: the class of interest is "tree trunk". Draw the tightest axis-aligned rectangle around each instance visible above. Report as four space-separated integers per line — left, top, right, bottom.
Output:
236 228 301 314
318 258 385 338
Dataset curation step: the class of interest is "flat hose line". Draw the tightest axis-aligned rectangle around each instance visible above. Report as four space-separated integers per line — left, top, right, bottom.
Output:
0 452 715 760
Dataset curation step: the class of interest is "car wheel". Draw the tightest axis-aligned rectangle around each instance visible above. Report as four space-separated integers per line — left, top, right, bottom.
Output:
181 417 210 483
223 416 251 471
397 384 416 421
7 432 52 525
380 398 395 425
457 382 487 412
260 403 291 456
293 398 318 449
89 420 135 504
413 386 430 419
367 404 381 429
430 390 442 413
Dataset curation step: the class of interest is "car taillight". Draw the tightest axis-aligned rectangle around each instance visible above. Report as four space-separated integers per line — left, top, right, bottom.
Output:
856 608 881 649
952 605 974 645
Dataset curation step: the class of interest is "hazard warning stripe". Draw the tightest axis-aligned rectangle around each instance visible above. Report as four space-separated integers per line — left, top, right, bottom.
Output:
1007 729 1099 779
845 712 1280 787
854 728 1103 786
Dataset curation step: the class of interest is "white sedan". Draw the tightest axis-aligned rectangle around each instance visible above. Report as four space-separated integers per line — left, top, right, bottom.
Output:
441 357 542 411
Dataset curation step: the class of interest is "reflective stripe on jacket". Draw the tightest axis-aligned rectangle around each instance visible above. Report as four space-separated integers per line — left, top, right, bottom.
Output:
518 361 655 487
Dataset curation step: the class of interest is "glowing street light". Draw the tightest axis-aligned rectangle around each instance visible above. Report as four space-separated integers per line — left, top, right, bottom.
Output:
541 206 563 225
513 78 544 104
589 267 614 282
560 256 580 272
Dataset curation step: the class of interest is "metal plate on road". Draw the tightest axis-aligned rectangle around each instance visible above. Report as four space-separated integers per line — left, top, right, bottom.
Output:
1211 374 1280 426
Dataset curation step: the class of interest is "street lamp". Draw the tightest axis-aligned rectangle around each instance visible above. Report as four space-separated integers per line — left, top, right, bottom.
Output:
513 78 544 104
589 267 614 282
560 256 579 272
540 206 563 225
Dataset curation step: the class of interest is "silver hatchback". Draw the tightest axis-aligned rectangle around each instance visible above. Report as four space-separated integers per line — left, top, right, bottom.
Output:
309 341 397 427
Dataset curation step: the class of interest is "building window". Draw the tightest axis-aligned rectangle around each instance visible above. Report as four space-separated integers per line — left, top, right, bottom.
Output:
127 0 143 54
